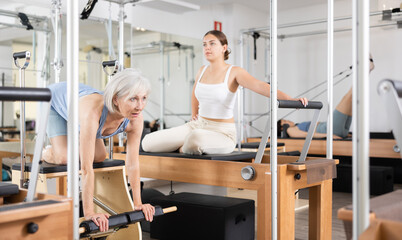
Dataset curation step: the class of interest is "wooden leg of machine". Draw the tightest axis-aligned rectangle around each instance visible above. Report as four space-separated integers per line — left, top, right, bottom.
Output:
11 170 48 193
256 171 271 240
309 179 333 240
56 176 67 196
93 167 141 240
278 166 296 240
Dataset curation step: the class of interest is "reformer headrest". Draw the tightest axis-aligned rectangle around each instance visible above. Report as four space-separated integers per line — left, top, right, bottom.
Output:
0 182 19 197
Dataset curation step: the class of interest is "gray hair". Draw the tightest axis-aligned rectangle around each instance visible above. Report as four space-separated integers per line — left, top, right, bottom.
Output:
104 68 151 113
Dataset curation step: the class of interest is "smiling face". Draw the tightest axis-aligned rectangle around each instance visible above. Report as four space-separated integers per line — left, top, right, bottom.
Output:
203 34 227 62
113 92 148 120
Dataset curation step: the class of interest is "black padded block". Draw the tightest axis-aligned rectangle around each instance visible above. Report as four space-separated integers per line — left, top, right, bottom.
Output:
278 151 301 156
150 192 255 240
333 164 394 195
140 151 256 161
12 159 125 173
236 142 285 149
0 182 19 197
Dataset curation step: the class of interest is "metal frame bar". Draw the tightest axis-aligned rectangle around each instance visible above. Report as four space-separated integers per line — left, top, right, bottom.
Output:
102 60 119 160
159 42 165 129
0 9 48 22
13 51 30 188
26 102 50 201
241 11 383 34
299 109 321 162
269 0 278 238
66 0 80 238
51 0 63 83
327 0 334 159
377 80 402 159
352 0 370 238
131 40 195 126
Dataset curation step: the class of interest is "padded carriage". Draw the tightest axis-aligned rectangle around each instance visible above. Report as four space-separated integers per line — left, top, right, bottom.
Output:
139 151 257 161
12 159 125 173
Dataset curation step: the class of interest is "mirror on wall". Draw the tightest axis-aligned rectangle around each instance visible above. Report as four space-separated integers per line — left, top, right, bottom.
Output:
0 12 203 130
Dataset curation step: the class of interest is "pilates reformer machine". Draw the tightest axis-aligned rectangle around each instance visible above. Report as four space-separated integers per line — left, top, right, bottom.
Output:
0 51 73 239
251 135 401 159
5 51 176 240
114 99 338 240
337 79 402 239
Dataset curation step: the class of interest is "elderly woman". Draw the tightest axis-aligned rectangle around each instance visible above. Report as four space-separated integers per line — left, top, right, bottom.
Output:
42 68 155 231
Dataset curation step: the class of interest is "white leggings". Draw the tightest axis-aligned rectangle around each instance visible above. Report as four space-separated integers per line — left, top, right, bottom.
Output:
141 117 237 155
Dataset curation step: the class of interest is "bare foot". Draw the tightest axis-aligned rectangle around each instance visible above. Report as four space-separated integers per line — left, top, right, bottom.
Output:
41 145 54 164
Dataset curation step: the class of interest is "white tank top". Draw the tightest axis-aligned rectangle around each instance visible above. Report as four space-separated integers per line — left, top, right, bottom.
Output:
195 65 237 119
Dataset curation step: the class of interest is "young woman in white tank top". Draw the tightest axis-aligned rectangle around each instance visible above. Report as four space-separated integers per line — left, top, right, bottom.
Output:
142 30 308 155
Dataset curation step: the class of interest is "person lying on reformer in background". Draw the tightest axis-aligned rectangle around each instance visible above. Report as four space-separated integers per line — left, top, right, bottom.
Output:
42 69 155 231
278 55 375 139
141 30 308 155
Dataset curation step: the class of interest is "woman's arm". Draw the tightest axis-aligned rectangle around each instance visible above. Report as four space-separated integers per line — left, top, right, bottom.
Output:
191 66 204 120
233 67 308 105
126 113 155 221
79 97 109 232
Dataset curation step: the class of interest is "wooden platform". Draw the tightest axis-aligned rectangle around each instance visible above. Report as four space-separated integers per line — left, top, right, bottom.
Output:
0 188 72 240
114 152 337 240
247 138 400 159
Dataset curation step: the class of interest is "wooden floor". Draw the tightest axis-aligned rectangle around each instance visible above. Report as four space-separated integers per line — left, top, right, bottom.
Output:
142 181 402 240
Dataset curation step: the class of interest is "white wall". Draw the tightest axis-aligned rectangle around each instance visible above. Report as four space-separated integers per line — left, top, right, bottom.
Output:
125 1 402 134
4 0 400 134
0 44 15 126
241 0 402 136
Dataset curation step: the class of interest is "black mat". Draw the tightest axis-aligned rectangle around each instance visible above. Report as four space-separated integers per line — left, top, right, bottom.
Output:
0 199 60 212
236 142 285 149
0 182 19 197
12 159 125 174
140 151 256 161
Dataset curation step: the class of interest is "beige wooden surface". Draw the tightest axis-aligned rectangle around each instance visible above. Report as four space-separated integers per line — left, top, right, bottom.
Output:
12 165 142 240
272 138 400 158
0 189 72 240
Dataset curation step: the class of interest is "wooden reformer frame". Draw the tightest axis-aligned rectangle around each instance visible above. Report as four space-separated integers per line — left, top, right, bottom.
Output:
114 152 337 240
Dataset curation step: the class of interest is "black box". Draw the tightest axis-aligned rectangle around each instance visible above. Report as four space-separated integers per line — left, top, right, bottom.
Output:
150 192 255 240
333 164 394 195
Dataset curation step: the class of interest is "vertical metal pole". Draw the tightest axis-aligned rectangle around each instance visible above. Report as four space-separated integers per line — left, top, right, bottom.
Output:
108 74 113 160
270 0 278 238
118 3 124 71
19 67 26 188
1 73 4 126
190 48 195 114
67 0 80 239
108 3 115 60
238 33 245 150
118 3 125 146
264 37 269 84
327 0 334 159
160 42 165 130
352 0 370 238
52 0 62 83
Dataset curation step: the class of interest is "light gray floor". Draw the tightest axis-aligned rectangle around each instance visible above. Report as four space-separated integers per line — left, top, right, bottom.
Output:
140 181 374 240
